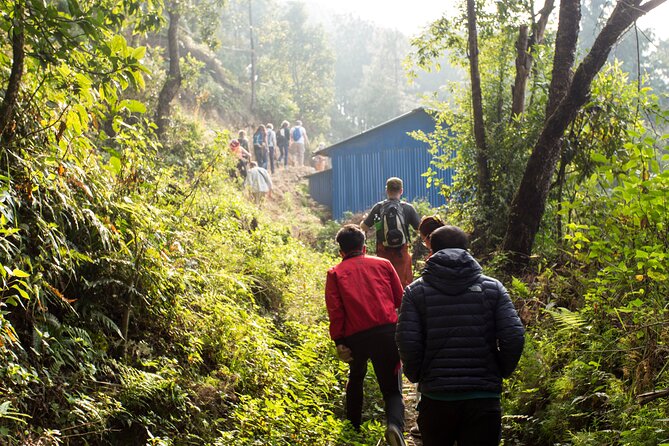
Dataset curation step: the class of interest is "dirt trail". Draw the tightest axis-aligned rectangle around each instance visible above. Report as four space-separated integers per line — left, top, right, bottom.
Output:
261 165 422 445
259 165 329 240
403 385 422 446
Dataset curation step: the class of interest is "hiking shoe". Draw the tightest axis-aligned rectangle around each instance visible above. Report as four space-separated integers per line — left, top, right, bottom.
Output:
385 424 406 446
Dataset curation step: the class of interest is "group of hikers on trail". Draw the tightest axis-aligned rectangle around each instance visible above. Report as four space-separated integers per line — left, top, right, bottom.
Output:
229 120 312 203
325 177 526 446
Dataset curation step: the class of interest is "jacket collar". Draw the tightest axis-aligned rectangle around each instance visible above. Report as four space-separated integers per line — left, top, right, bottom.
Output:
423 248 482 293
342 251 364 260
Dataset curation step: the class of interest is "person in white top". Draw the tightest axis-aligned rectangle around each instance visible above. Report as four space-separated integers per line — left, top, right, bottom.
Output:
266 123 277 174
290 120 309 167
244 161 273 204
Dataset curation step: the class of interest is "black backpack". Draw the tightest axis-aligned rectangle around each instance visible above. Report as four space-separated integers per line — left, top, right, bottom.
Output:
380 200 407 248
277 127 288 145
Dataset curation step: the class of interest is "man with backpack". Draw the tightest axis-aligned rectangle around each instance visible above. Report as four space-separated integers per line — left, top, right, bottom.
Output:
252 125 268 169
290 120 309 167
361 177 421 287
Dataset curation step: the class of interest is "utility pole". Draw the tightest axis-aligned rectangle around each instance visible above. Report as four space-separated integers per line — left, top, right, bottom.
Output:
248 0 256 112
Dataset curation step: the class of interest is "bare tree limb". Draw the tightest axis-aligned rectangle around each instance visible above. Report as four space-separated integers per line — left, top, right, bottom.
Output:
512 0 554 118
638 388 669 405
530 0 555 47
546 0 581 118
512 25 530 117
179 34 243 95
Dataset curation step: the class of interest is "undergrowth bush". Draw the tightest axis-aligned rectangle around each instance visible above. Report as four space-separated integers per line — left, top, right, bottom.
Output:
0 102 392 444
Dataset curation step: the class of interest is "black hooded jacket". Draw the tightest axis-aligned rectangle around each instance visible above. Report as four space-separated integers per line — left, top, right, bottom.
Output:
396 248 525 394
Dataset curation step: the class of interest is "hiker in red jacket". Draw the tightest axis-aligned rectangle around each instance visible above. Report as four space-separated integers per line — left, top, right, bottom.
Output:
325 224 407 446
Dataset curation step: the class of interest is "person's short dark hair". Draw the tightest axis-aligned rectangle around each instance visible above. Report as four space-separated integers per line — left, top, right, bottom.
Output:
430 225 469 251
386 177 403 193
419 215 445 239
336 224 365 254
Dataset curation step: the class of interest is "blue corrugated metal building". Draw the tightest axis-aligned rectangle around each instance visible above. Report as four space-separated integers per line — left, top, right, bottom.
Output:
308 107 452 220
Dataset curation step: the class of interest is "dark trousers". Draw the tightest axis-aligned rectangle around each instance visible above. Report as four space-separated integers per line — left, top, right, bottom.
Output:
253 144 267 169
345 325 404 430
418 397 501 446
268 146 276 173
236 159 248 178
278 143 289 167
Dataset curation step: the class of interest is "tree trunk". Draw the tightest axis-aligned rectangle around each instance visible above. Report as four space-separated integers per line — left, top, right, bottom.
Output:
0 6 25 141
530 0 554 48
249 0 256 112
502 0 666 269
466 0 492 247
511 0 554 118
179 34 243 95
511 25 530 117
155 5 182 141
545 0 581 118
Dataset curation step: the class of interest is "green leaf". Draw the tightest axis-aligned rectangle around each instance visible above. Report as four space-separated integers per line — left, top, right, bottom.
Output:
10 284 29 299
132 46 147 60
10 268 29 278
110 35 127 54
119 100 146 114
590 153 608 163
108 156 122 175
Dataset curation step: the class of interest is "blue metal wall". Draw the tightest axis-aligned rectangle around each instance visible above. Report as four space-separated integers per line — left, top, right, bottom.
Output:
307 169 333 208
327 109 453 219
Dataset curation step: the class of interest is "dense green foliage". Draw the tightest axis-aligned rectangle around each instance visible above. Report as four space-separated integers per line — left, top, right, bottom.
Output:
3 0 669 445
500 71 669 444
0 2 392 445
411 3 552 246
411 0 669 444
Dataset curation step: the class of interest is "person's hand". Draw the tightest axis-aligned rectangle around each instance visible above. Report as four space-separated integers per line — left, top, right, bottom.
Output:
336 344 353 363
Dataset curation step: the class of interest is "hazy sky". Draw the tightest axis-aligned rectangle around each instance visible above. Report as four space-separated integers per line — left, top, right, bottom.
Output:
317 0 669 40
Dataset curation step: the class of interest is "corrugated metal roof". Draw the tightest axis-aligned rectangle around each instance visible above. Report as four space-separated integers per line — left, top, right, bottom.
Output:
316 107 432 156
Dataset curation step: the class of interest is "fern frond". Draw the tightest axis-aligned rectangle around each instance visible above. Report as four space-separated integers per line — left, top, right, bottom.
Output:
90 311 124 339
65 326 93 346
544 307 588 333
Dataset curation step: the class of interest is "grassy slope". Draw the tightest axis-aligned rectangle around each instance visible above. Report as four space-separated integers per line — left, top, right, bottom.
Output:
1 130 395 445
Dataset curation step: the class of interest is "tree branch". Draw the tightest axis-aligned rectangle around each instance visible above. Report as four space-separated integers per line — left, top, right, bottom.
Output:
155 4 182 140
638 388 669 405
0 5 25 141
502 0 666 270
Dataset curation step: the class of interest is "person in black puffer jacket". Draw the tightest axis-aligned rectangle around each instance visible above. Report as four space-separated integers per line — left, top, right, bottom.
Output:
396 225 525 446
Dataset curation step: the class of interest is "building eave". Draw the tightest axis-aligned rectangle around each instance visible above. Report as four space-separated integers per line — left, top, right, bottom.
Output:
316 107 434 156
